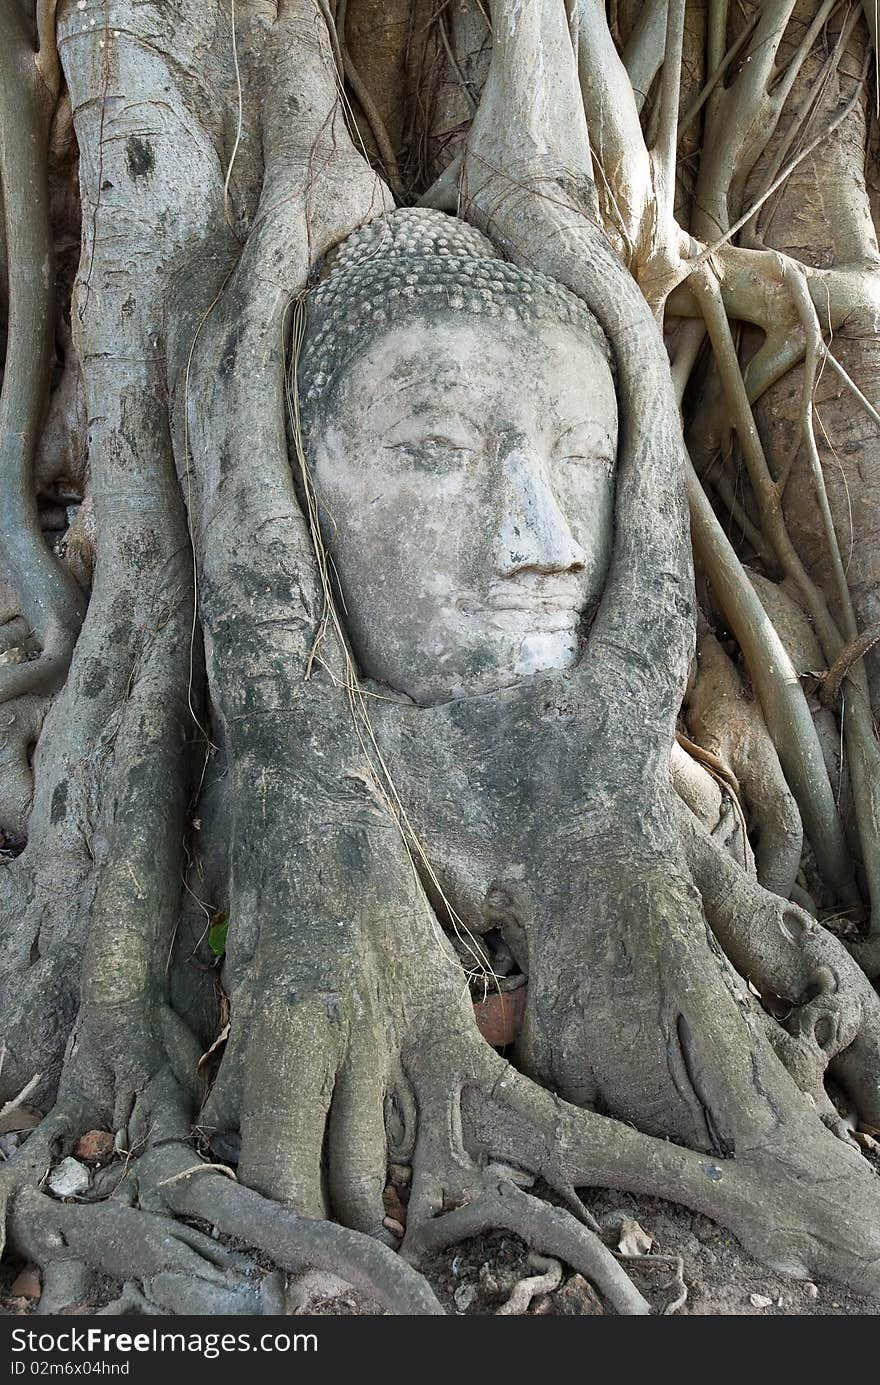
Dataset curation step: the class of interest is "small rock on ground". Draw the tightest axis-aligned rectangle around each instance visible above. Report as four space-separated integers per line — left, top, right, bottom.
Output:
47 1157 90 1198
10 1268 41 1301
74 1130 115 1162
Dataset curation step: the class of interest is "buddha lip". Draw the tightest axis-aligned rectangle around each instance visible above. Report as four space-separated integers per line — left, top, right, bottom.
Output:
455 590 583 622
482 579 585 613
483 602 579 620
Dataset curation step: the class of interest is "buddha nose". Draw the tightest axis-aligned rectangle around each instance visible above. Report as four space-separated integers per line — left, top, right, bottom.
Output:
495 435 587 577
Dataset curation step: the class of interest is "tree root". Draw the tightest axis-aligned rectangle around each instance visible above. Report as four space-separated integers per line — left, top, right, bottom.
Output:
0 694 47 836
686 622 803 899
8 997 880 1316
496 1254 561 1314
2 1070 447 1315
402 1175 652 1315
681 802 880 1130
7 1187 272 1316
3 0 878 1327
0 1095 98 1261
159 1163 444 1315
0 5 86 718
460 1043 880 1299
615 1252 688 1315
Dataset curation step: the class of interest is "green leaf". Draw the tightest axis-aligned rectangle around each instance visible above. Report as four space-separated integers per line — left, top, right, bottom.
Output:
208 913 229 957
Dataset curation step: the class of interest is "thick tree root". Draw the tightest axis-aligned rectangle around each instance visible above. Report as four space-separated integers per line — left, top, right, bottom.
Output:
402 1176 652 1315
4 922 880 1318
7 1189 276 1316
2 1073 446 1315
681 803 880 1129
461 1059 880 1298
0 6 86 724
160 1169 444 1315
685 622 803 898
0 1096 97 1261
3 0 879 1326
0 694 47 835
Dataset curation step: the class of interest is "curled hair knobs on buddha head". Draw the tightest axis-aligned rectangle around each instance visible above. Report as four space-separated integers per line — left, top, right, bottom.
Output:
296 208 612 411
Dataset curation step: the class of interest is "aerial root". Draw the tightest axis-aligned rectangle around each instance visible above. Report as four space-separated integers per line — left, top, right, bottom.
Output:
402 1176 652 1315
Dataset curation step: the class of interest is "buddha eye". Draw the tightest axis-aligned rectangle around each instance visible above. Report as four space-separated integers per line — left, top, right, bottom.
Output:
385 434 476 462
420 436 457 449
556 452 615 473
420 433 475 451
555 424 615 473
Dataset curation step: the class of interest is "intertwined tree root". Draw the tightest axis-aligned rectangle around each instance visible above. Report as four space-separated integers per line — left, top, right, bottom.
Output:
3 796 880 1317
2 0 880 1319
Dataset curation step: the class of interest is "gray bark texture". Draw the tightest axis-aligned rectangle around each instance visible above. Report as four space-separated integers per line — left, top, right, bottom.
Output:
2 0 880 1315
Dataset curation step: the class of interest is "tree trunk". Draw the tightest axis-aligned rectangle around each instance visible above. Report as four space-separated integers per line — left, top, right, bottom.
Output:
2 0 880 1315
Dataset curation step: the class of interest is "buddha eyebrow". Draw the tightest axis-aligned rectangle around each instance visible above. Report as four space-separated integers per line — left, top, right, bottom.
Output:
386 372 476 397
362 374 478 422
384 407 484 436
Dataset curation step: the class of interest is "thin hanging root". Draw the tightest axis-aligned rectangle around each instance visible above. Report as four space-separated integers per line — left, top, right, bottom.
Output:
651 0 686 222
822 346 880 431
779 263 880 929
686 455 857 905
322 0 405 199
679 12 759 135
821 624 880 706
687 264 880 911
402 1177 652 1315
689 48 871 266
701 462 777 568
746 4 860 245
437 6 477 115
160 1167 445 1314
0 6 86 702
786 263 860 646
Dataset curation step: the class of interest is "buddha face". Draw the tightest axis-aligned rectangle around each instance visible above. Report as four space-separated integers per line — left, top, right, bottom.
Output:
307 314 617 703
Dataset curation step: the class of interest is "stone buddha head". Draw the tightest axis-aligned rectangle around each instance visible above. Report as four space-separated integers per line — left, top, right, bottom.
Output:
298 209 618 704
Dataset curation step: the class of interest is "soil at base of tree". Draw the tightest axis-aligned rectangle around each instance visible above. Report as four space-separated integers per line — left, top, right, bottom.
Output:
2 1189 878 1317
